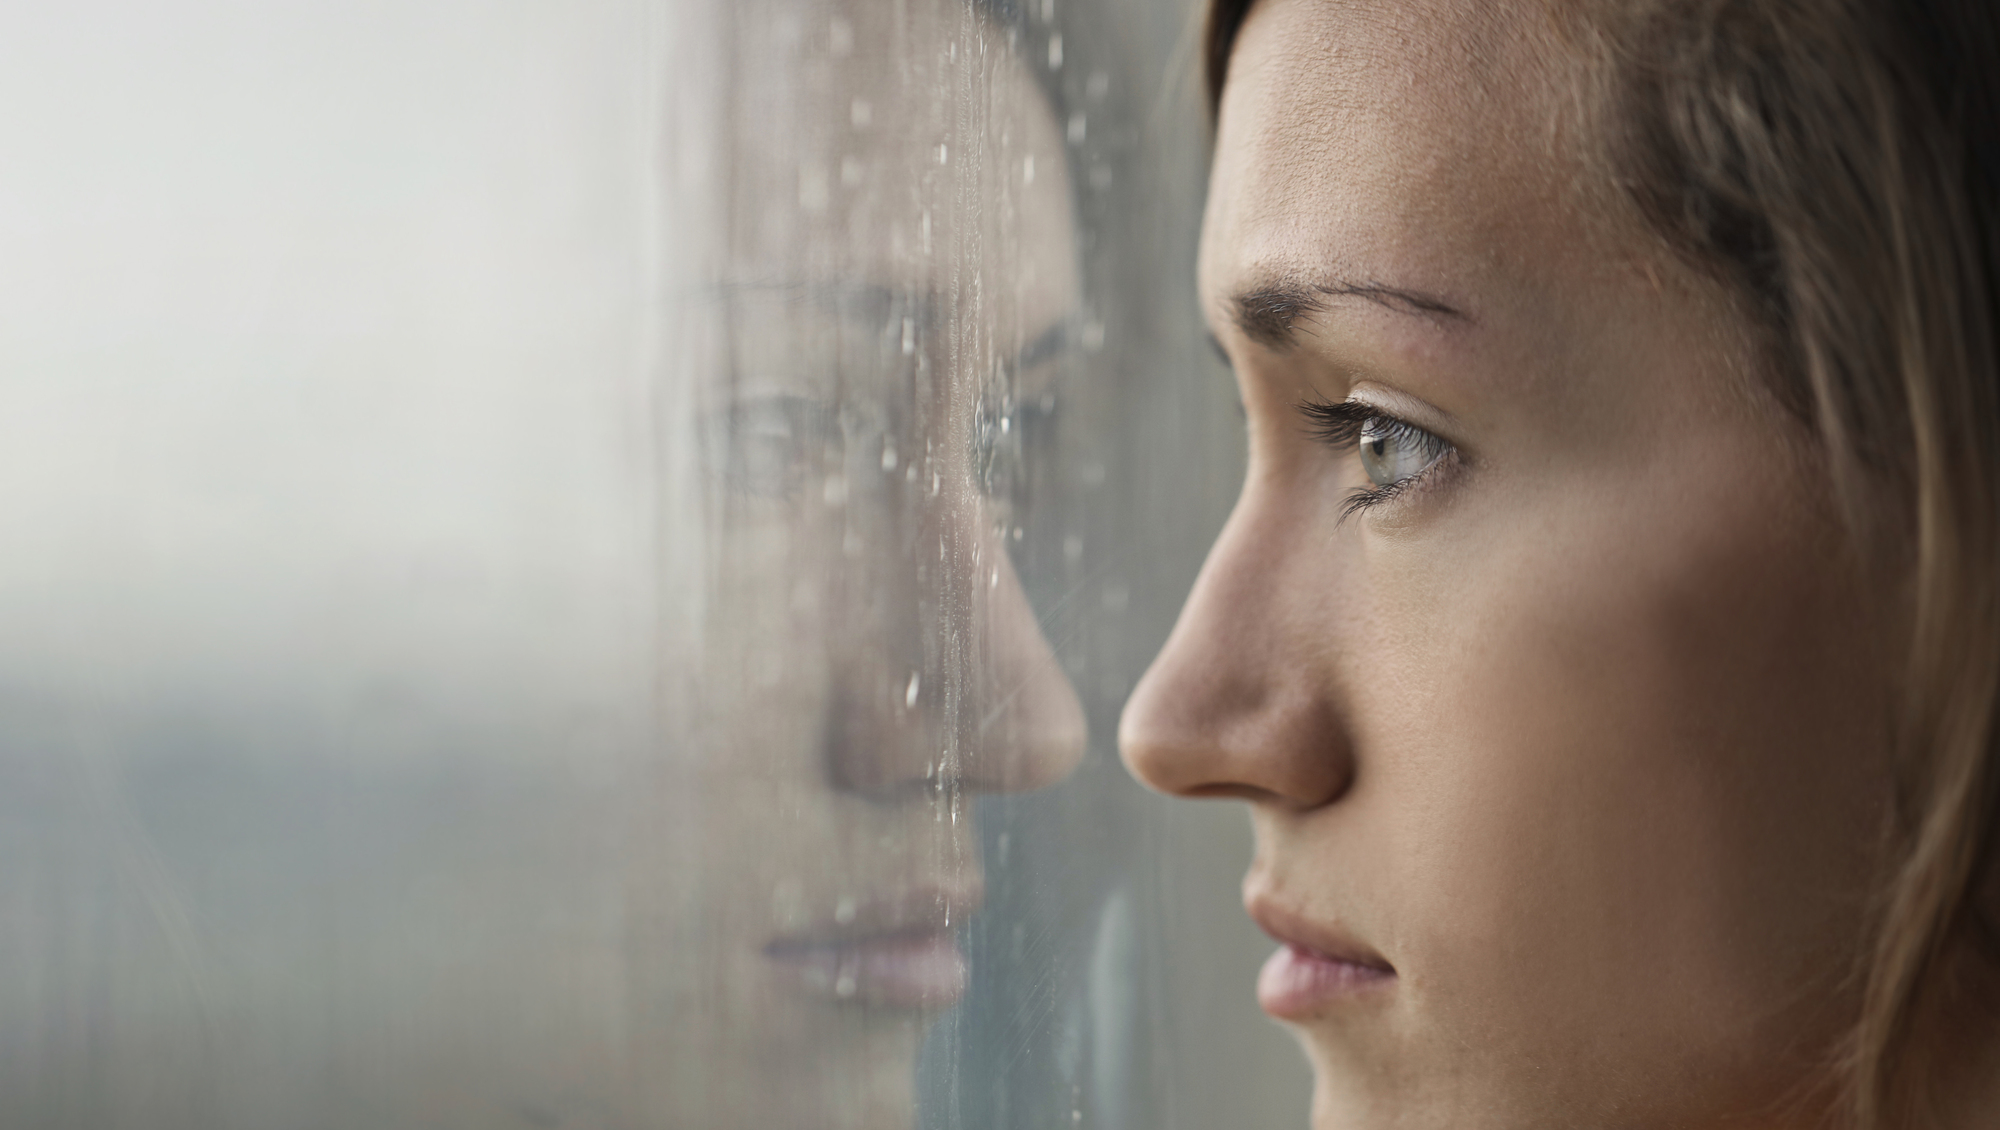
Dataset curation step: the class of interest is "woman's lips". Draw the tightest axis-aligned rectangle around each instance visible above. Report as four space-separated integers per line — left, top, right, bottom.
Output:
765 884 977 1009
1256 943 1394 1018
1247 897 1395 1019
765 929 967 1009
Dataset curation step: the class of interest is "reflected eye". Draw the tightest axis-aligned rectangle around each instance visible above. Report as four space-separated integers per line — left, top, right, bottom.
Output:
972 394 1022 499
704 394 838 499
972 388 1058 502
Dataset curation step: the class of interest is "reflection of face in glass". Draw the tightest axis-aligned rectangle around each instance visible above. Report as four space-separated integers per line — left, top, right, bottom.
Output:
2 3 1080 1129
647 2 1084 1126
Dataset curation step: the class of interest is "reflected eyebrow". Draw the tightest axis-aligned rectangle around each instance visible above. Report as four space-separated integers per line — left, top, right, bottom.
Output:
1230 279 1469 351
1014 319 1071 371
717 281 920 321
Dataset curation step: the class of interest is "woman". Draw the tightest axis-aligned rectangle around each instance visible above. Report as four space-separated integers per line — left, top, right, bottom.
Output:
655 0 1087 1124
0 1 1083 1127
1120 1 2000 1127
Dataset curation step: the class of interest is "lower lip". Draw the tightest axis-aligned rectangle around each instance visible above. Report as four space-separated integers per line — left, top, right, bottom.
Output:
766 931 968 1009
1257 944 1394 1019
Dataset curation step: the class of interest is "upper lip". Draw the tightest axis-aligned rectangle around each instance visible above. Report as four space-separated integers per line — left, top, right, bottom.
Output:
1245 887 1394 974
765 881 983 953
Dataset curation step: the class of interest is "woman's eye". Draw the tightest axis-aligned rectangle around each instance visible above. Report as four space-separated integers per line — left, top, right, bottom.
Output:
1298 397 1456 516
1357 416 1449 487
706 394 838 499
972 389 1058 502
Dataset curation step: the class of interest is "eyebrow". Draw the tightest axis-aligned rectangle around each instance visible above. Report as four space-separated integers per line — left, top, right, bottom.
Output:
716 281 1073 363
1014 319 1071 370
716 280 922 323
1229 279 1470 351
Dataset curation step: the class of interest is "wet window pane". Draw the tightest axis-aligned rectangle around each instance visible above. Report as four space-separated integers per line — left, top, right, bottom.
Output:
0 2 1306 1128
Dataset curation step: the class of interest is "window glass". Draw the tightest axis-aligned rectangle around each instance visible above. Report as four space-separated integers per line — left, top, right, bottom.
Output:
0 2 1307 1127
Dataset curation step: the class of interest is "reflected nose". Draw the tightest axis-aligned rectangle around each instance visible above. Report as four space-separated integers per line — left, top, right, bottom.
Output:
829 509 1085 798
960 542 1088 792
1118 482 1352 809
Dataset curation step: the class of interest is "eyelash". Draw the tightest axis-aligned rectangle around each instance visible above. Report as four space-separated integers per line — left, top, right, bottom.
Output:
1297 398 1455 521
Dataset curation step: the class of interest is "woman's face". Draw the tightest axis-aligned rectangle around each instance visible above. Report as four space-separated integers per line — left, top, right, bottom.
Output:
647 2 1087 1127
1121 1 1897 1127
6 4 1084 1128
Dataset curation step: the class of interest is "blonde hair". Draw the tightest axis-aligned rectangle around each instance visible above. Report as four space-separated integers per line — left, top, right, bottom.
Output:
1204 0 2000 1125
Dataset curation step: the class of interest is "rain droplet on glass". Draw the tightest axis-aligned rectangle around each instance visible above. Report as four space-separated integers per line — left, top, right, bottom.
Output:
906 672 921 708
1048 33 1063 70
851 96 873 128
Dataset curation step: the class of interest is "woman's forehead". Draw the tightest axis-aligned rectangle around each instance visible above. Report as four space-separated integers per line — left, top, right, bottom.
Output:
1200 0 1598 333
721 0 1077 307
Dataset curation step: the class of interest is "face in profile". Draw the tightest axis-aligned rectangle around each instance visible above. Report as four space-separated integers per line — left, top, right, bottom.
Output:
648 2 1085 1127
2 3 1081 1129
1121 1 1896 1127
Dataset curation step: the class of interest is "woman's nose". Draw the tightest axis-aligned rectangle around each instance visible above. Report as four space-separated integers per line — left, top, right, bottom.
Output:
829 513 1085 798
960 543 1088 792
1118 484 1353 809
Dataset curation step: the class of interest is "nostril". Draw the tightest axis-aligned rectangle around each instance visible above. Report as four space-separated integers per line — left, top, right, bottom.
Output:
1181 782 1291 804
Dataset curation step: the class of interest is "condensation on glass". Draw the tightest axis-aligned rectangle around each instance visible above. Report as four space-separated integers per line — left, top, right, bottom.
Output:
0 2 1306 1128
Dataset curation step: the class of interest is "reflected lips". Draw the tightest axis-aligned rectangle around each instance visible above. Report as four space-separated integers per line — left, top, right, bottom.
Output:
765 929 967 1009
765 886 976 1009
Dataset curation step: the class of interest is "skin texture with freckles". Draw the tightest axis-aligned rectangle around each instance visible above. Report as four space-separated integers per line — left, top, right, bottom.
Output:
1121 1 1900 1127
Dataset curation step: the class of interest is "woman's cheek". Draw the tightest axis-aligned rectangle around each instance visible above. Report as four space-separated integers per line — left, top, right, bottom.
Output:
1335 438 1887 1118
